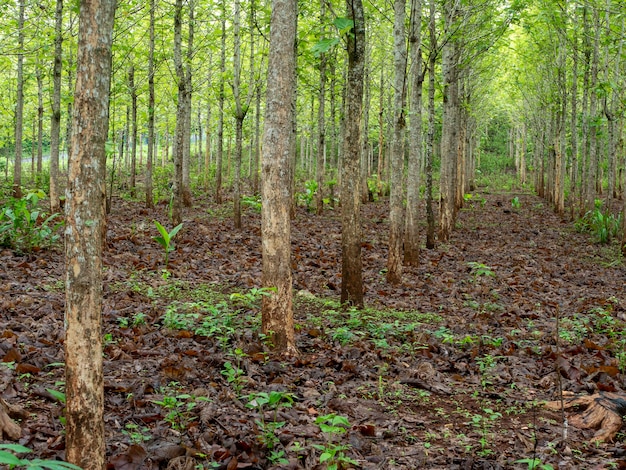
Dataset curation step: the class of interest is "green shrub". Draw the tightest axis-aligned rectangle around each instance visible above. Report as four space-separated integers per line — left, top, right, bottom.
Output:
0 190 63 252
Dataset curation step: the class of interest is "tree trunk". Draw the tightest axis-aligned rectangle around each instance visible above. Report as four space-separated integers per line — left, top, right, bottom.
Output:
316 3 327 215
360 56 369 205
341 0 365 307
261 0 297 355
216 0 226 205
439 0 459 241
64 0 116 467
49 0 63 213
146 0 155 208
129 65 138 198
36 64 44 179
182 0 194 207
386 0 407 284
404 0 423 266
172 0 185 225
425 0 436 250
12 0 25 199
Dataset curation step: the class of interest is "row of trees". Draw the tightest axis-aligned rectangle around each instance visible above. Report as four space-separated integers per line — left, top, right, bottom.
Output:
2 0 625 466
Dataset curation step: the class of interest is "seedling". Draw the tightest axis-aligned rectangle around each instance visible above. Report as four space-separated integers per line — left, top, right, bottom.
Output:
515 458 555 470
467 262 495 279
222 361 246 395
153 220 183 267
122 422 152 444
246 391 295 450
313 414 358 470
511 196 521 209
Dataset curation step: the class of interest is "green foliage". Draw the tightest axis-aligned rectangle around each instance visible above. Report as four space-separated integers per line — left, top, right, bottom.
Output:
241 194 262 212
467 262 495 279
514 458 554 470
0 444 81 470
296 180 318 211
153 220 183 267
575 200 621 244
511 196 521 209
222 361 246 395
313 414 357 470
229 287 275 309
246 391 295 450
152 390 209 431
0 190 62 252
122 422 152 444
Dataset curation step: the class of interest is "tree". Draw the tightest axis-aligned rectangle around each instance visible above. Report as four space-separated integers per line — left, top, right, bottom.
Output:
261 0 297 354
404 0 424 265
145 0 156 208
386 0 408 284
13 0 25 199
49 0 63 213
341 0 365 307
64 0 116 467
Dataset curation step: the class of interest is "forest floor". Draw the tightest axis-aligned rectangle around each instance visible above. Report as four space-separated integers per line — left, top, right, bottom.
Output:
1 188 626 469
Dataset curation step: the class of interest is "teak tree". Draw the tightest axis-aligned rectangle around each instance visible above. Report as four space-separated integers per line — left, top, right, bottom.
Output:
341 0 365 307
64 0 116 468
261 0 297 354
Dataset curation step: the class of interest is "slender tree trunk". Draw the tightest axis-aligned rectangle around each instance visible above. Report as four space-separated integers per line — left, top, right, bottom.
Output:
64 0 116 468
316 3 327 215
146 0 155 208
261 0 297 355
341 0 365 307
49 0 63 212
425 0 436 249
182 0 194 207
129 65 138 198
36 64 44 179
586 7 600 211
253 83 261 194
439 0 458 241
13 0 25 199
569 13 579 217
386 0 408 284
171 0 185 225
404 0 423 266
233 0 249 229
360 54 370 204
216 0 226 204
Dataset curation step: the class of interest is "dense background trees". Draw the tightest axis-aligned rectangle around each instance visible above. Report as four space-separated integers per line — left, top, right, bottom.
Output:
1 0 625 321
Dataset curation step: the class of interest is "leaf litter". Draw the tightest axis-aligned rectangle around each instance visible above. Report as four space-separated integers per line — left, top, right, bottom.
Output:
0 192 625 468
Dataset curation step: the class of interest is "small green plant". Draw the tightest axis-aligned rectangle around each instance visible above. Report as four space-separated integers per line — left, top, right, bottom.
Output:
152 393 209 431
122 422 152 444
469 408 502 457
0 190 62 252
229 287 275 309
296 179 318 211
0 443 81 469
467 262 495 279
221 361 246 395
511 196 521 209
514 458 555 470
241 195 262 212
575 199 622 244
153 220 183 267
246 391 295 450
313 414 358 470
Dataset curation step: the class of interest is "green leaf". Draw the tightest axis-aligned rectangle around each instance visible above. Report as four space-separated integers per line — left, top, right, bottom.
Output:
46 388 67 404
333 17 354 34
153 220 170 242
0 450 25 466
312 37 339 56
30 460 83 470
169 223 184 240
319 451 333 463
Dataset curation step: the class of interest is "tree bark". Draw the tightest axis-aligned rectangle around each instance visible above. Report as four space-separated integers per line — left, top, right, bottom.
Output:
146 0 155 208
404 0 423 266
36 63 44 179
64 0 116 467
215 0 226 205
261 0 297 354
172 0 186 225
316 2 327 215
425 0 436 250
12 0 25 199
386 0 408 284
128 65 138 198
49 0 63 213
341 0 365 307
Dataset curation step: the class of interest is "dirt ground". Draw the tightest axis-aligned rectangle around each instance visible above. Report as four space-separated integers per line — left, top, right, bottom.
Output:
1 189 626 469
